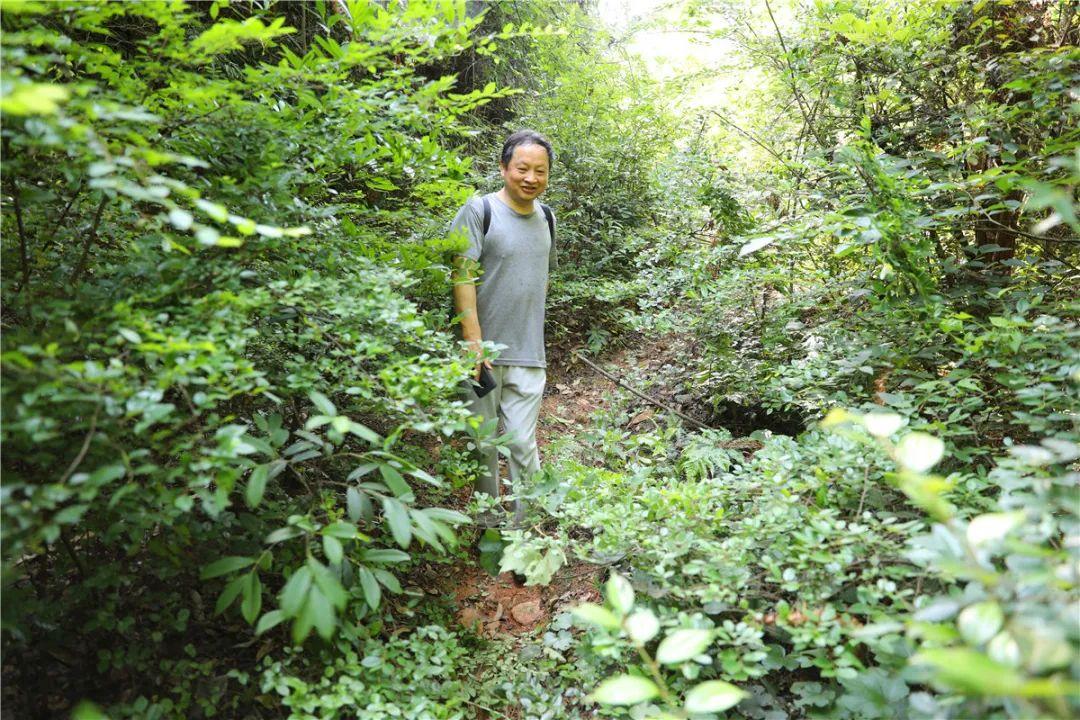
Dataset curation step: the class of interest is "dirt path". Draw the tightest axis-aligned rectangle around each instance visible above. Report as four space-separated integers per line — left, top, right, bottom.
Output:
437 333 704 640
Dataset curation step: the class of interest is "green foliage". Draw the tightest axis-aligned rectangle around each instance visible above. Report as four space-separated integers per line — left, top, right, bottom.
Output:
0 0 509 714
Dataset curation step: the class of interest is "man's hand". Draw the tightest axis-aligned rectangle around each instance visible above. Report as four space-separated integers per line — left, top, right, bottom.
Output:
468 340 493 381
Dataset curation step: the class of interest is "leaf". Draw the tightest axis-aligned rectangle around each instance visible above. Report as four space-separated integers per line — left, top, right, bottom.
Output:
363 548 410 564
966 511 1025 547
347 421 381 443
265 526 304 544
381 496 412 548
168 207 194 230
358 566 381 609
912 648 1024 695
201 555 253 579
214 574 246 615
477 528 506 576
308 390 336 416
656 628 713 665
739 236 775 257
255 609 285 636
323 520 359 539
572 603 621 631
957 601 1004 646
304 586 336 640
346 487 364 522
896 432 945 473
863 412 903 437
684 681 748 713
308 557 347 609
0 82 69 115
245 463 270 508
240 573 262 624
70 701 109 720
379 464 412 498
280 566 312 616
605 572 634 616
625 609 660 644
587 674 660 705
322 535 343 565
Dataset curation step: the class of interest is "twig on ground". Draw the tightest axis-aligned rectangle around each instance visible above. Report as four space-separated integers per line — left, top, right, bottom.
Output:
572 350 712 431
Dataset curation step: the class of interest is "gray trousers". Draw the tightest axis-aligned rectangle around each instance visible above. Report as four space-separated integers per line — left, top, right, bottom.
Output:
468 365 546 525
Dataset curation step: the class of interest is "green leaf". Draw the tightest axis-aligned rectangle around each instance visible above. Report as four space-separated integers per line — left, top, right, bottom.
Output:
346 487 365 522
379 464 412 498
0 82 69 115
280 566 312 616
477 528 506 576
347 421 381 443
167 207 194 231
308 390 336 416
957 601 1004 646
684 681 748 713
255 609 285 636
322 535 343 565
240 572 262 624
605 572 634 615
70 701 109 720
265 526 304 544
214 574 246 615
201 555 253 579
912 648 1024 695
572 603 621 631
625 610 660 644
863 412 903 437
587 674 660 705
358 566 381 609
365 177 398 191
246 463 270 508
656 628 713 665
308 557 347 609
323 521 359 539
364 548 410 564
303 586 336 640
382 496 412 548
967 511 1025 547
896 432 945 473
738 236 775 257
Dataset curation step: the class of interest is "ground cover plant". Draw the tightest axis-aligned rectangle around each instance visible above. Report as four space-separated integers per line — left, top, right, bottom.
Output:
1 0 1077 718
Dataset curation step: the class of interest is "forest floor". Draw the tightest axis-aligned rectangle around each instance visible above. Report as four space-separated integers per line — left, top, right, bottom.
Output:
423 331 745 716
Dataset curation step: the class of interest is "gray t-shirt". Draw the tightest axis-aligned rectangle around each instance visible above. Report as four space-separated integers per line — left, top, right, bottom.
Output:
451 193 557 368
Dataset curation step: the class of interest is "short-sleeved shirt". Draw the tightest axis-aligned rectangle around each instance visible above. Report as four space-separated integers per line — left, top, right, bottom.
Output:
450 193 557 368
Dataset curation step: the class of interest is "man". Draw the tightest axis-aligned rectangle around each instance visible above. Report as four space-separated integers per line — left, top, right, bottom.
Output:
450 129 557 527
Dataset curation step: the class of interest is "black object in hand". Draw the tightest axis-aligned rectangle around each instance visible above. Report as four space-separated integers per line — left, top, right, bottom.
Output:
473 364 497 398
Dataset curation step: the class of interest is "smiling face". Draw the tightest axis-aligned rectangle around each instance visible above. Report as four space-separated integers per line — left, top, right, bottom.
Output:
499 143 550 207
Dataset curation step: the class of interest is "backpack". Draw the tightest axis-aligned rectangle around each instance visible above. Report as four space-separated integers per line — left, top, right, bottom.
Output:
479 195 556 245
450 196 556 325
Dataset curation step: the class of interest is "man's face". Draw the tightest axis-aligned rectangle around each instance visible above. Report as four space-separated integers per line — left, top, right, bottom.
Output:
500 143 549 205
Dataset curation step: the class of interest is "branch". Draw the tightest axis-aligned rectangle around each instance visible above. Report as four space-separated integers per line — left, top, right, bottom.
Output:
9 177 30 293
69 194 108 289
709 111 802 176
58 401 102 486
572 350 712 431
763 0 827 147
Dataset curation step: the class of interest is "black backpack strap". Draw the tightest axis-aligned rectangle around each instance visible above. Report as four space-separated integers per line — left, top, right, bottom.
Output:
540 203 555 245
481 196 491 236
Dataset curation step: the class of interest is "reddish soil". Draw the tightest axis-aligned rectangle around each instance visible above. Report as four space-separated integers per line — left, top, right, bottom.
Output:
437 333 698 639
438 561 603 638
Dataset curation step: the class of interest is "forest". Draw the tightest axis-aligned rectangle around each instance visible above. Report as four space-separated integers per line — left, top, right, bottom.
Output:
0 0 1077 718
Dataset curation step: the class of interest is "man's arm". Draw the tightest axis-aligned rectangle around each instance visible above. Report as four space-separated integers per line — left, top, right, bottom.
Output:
452 255 491 380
